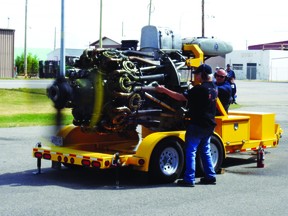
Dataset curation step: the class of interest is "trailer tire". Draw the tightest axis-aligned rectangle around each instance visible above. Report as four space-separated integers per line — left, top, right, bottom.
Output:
196 135 224 176
149 139 184 184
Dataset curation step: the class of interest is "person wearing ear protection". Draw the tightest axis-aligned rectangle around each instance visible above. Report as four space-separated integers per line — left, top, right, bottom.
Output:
214 68 232 114
155 64 217 187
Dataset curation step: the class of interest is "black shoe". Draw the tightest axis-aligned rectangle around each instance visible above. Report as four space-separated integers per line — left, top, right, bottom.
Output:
177 179 195 187
199 177 216 185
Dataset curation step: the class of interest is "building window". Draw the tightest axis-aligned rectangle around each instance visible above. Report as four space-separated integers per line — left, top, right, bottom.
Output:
233 64 243 70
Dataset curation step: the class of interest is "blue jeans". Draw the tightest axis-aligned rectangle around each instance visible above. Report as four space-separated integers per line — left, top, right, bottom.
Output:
183 124 216 184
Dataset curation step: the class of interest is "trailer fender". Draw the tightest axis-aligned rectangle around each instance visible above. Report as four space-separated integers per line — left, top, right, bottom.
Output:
134 131 185 172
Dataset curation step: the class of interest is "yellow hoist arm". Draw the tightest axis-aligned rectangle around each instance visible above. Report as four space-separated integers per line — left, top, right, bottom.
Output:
183 44 204 68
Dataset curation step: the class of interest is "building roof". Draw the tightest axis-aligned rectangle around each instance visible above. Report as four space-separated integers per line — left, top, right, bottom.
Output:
46 48 84 61
248 40 288 50
90 36 121 48
0 28 15 32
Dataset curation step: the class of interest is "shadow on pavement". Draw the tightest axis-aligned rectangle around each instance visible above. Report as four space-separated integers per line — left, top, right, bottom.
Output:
0 166 174 190
0 155 261 190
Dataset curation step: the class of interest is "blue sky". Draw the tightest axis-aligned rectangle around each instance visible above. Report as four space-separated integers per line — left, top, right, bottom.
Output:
1 0 287 50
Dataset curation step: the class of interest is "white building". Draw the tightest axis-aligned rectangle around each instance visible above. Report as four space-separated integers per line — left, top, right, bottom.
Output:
225 41 288 81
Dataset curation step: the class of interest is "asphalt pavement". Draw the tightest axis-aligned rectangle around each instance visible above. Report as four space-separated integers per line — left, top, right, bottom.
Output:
0 80 287 216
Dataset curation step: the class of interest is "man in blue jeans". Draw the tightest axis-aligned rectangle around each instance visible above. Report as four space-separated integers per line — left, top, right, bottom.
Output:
155 64 217 187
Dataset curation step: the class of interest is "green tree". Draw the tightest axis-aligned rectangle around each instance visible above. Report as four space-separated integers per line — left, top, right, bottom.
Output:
15 53 39 76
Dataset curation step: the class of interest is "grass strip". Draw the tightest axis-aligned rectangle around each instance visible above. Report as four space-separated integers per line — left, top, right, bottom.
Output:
0 113 73 127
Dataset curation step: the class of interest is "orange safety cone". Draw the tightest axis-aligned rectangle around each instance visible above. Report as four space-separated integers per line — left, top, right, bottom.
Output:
257 147 265 168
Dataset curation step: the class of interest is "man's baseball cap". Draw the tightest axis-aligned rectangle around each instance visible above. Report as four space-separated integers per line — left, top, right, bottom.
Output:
193 64 212 74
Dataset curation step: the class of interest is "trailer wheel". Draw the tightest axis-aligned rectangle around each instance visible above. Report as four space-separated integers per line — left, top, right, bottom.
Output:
149 139 184 184
196 135 224 175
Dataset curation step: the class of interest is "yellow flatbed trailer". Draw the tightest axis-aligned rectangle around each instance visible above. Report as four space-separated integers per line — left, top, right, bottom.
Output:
32 99 282 183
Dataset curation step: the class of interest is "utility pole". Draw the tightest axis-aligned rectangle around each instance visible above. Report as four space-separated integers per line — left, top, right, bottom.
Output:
99 0 103 48
24 0 28 78
202 0 205 37
60 0 65 77
148 0 152 25
54 27 56 50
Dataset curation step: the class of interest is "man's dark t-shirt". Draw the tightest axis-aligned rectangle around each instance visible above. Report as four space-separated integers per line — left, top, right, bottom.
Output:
184 81 217 131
